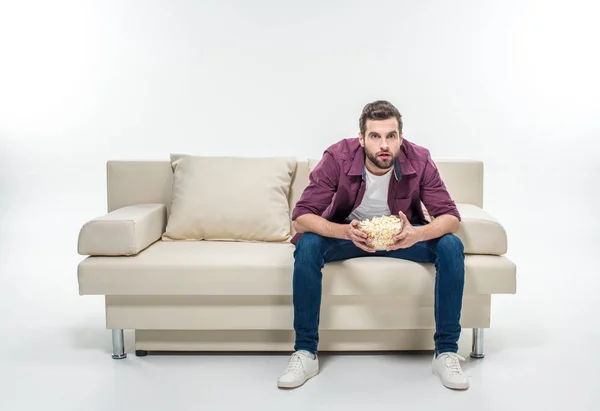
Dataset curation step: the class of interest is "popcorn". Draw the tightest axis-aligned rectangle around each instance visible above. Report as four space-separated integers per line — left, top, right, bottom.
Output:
358 215 404 249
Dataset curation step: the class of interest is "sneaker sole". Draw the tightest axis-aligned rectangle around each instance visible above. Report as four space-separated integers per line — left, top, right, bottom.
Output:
277 370 319 389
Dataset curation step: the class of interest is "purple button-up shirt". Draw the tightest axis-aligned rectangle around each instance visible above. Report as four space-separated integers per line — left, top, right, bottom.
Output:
291 137 460 245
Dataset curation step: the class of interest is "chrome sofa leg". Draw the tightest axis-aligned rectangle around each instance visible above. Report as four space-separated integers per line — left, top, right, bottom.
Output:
470 328 485 359
111 329 127 359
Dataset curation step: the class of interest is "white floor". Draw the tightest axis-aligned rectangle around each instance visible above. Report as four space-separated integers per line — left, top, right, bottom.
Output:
1 220 599 411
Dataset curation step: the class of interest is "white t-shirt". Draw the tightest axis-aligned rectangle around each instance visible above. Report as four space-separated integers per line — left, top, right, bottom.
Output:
347 168 393 221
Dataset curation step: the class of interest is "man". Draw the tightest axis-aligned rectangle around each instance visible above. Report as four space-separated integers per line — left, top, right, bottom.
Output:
277 100 469 390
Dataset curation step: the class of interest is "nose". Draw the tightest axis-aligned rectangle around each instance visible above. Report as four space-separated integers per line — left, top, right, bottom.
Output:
380 139 389 150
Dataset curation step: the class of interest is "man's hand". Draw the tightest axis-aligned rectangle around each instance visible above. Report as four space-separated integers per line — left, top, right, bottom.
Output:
386 212 424 251
346 220 376 253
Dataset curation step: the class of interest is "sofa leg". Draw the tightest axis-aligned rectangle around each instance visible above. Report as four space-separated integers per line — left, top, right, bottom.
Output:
111 329 127 359
135 350 148 357
470 328 485 359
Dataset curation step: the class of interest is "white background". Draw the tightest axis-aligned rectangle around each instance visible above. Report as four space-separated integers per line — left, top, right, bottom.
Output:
1 0 599 409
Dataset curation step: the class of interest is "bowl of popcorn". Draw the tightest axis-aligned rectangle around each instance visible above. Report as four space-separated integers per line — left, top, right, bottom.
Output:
358 215 404 250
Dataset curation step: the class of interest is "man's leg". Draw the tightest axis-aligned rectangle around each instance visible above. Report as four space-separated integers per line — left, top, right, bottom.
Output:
385 234 465 355
430 234 465 355
292 232 374 354
385 233 469 390
279 232 371 388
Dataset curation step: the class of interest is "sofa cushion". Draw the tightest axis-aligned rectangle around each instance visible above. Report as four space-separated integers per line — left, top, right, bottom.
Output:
78 241 516 296
455 204 507 255
77 204 166 256
163 154 297 242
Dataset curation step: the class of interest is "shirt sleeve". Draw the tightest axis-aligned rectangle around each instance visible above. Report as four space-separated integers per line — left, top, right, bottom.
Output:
419 154 461 221
292 151 339 221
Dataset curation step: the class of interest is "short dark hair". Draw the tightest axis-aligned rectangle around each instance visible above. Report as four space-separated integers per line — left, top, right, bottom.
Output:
359 100 403 136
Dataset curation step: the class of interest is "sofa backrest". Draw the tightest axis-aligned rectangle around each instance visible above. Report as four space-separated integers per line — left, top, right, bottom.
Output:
106 158 483 218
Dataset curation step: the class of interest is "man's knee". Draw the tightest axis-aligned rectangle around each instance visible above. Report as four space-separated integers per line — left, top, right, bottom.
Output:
434 234 464 287
435 234 464 257
294 233 327 261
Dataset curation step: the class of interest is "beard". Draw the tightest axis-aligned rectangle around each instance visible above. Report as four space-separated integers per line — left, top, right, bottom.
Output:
365 147 398 170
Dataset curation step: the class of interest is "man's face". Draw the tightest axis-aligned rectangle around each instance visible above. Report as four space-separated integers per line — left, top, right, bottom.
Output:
360 117 402 172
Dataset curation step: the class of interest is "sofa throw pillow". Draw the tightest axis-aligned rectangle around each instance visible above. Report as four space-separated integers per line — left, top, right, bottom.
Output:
163 154 297 242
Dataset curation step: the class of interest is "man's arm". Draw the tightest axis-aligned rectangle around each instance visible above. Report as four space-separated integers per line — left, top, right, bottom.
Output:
295 212 376 253
292 152 337 216
292 151 343 237
389 212 459 250
293 214 348 240
415 214 460 241
417 153 461 239
292 152 374 251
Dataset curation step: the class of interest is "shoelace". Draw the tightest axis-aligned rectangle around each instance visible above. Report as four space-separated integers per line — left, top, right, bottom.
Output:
284 353 305 375
442 353 466 376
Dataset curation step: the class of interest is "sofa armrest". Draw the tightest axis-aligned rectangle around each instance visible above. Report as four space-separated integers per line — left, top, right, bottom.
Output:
455 204 508 255
78 204 167 256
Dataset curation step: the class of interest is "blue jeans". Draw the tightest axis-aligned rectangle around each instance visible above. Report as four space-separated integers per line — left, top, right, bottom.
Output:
292 230 465 356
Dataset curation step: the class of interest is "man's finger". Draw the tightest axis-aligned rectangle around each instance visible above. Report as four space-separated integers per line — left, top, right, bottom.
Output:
397 239 411 249
351 220 370 239
354 241 375 253
351 229 367 239
398 211 410 225
390 238 407 249
356 230 367 239
394 232 407 242
390 238 411 250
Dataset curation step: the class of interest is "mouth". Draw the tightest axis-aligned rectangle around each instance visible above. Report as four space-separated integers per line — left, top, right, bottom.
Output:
378 153 391 159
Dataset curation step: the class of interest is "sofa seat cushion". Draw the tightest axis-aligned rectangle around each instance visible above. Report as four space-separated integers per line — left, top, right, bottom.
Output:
78 241 516 296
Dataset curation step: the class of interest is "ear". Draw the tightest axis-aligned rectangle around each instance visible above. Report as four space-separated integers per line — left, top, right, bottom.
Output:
359 133 365 147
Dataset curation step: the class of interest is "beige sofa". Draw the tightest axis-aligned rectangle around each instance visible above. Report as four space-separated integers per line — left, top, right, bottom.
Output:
77 157 517 359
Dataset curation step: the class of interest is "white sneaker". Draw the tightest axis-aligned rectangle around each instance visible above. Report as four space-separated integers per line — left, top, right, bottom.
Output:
277 351 319 388
432 352 470 390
